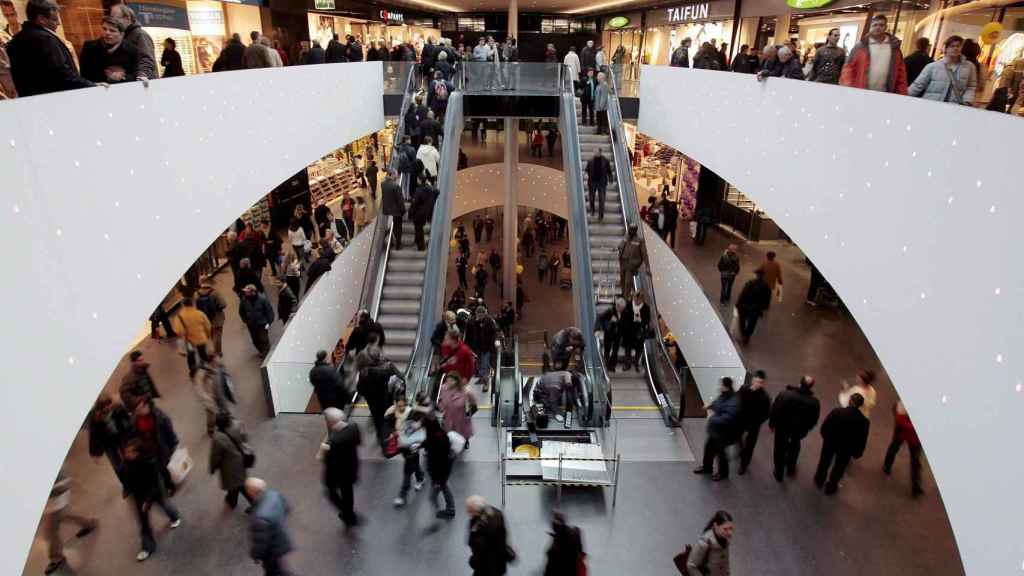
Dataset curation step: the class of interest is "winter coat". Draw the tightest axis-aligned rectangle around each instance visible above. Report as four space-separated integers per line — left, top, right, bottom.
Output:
6 22 95 97
411 185 436 225
324 423 361 485
563 51 581 82
423 419 453 484
325 39 347 63
196 365 233 418
466 316 498 355
174 305 212 346
305 45 326 65
239 293 275 327
580 77 597 103
717 251 740 278
594 82 609 111
903 50 933 85
439 385 475 440
440 341 476 382
120 454 166 503
214 38 246 71
309 360 346 410
618 237 645 271
122 24 156 80
670 46 690 68
432 320 458 348
249 489 293 562
468 505 513 575
277 284 297 323
807 45 845 84
706 389 740 442
737 383 771 430
839 34 908 94
133 405 179 467
161 47 185 77
586 154 612 188
417 144 441 177
908 59 977 105
693 50 722 71
80 39 139 84
622 300 651 342
196 287 227 327
382 179 406 217
210 422 248 491
736 277 771 316
686 530 730 576
305 255 333 291
348 320 386 355
580 46 595 70
544 523 584 576
769 385 821 438
820 405 870 457
244 41 273 69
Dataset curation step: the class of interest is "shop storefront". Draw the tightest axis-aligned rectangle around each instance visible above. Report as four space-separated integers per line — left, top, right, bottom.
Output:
645 1 737 65
305 1 439 54
185 0 266 72
601 12 644 81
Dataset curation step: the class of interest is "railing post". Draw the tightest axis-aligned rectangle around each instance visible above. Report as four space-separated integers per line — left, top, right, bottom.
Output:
612 453 621 508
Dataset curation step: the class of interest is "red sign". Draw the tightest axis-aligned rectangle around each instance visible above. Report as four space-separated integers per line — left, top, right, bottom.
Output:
379 9 404 23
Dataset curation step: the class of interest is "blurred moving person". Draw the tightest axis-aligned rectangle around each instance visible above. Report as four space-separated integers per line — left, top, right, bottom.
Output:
544 512 585 576
322 408 361 526
466 495 514 574
43 467 98 574
883 401 924 497
246 478 295 576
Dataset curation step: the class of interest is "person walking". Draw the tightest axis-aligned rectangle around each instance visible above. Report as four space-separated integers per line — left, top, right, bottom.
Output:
670 39 692 68
439 329 477 386
195 282 227 356
160 37 184 77
382 169 406 250
438 373 476 449
839 14 908 94
586 148 612 220
580 68 597 126
120 350 160 405
322 408 361 526
903 37 933 85
239 284 275 358
245 478 294 576
537 250 549 283
807 28 845 84
88 393 132 486
883 401 924 497
195 354 234 435
356 344 403 447
717 244 740 304
347 309 386 356
42 467 98 574
309 350 347 410
466 495 514 574
694 377 740 481
594 71 610 135
768 376 821 482
544 512 584 576
737 370 771 475
563 45 581 90
121 438 181 562
734 269 772 345
682 510 734 576
814 393 870 495
417 411 456 519
838 368 878 419
411 177 435 251
277 278 297 324
210 413 254 511
618 225 645 298
465 306 498 392
621 292 650 372
908 35 977 105
389 396 426 507
172 297 212 377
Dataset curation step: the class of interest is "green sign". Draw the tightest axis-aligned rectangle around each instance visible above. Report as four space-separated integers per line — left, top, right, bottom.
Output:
314 0 335 9
607 16 631 29
786 0 835 8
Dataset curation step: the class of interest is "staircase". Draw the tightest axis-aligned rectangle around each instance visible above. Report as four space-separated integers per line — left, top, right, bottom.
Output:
376 218 430 373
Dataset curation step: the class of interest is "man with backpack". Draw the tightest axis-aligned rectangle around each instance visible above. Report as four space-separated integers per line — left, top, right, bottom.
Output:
465 306 498 393
196 283 227 356
394 137 418 196
429 70 451 118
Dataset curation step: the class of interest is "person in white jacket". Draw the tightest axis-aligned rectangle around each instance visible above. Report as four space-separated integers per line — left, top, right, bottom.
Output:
564 46 581 90
838 368 878 419
416 137 441 183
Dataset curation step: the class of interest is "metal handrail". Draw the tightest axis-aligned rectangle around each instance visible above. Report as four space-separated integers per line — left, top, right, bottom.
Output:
606 69 682 426
369 218 393 320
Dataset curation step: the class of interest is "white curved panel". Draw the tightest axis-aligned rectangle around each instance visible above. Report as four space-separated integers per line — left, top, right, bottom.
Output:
643 222 745 402
0 63 383 573
640 65 1023 575
265 219 377 413
454 163 569 219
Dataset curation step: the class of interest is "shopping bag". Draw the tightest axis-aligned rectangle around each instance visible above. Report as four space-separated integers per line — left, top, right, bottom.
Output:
689 221 698 239
383 433 401 459
166 448 193 486
448 431 467 457
673 544 692 574
776 284 784 303
729 307 740 336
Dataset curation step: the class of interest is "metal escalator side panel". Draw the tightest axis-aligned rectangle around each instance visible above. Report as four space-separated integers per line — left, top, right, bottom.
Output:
404 92 465 399
606 72 680 427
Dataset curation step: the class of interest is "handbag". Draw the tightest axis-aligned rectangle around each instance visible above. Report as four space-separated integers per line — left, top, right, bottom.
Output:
166 447 193 485
383 432 401 458
672 544 692 574
225 428 256 468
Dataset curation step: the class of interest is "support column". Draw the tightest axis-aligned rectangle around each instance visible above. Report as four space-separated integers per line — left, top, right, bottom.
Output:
503 118 518 308
507 0 518 40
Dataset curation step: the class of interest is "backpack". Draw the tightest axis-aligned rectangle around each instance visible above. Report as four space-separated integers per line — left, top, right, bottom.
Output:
434 80 449 101
196 293 221 321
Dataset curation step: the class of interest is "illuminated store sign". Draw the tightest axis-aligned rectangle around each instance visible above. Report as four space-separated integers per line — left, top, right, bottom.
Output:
607 15 630 29
127 2 190 30
666 3 710 23
786 0 835 8
314 0 335 9
379 9 404 23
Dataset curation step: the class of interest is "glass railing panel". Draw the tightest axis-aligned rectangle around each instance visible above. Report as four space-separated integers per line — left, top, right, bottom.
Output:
459 62 567 95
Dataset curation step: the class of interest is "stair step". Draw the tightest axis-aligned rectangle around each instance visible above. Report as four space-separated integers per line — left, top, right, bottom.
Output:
388 330 418 345
588 213 624 224
377 299 421 314
385 272 425 286
382 285 423 299
378 314 420 329
382 345 413 362
387 259 426 272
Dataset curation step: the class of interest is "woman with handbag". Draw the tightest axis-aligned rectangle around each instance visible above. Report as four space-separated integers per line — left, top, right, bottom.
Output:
210 413 255 511
908 35 977 105
437 373 476 450
675 510 734 575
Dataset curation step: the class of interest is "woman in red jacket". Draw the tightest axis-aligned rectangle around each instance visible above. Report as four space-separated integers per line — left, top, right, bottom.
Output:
883 401 923 496
439 329 476 382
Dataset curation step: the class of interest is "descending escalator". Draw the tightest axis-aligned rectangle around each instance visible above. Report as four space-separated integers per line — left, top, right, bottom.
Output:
377 222 429 373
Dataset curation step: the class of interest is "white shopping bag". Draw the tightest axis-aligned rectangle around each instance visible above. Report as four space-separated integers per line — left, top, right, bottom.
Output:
689 221 698 239
447 431 467 457
167 448 193 486
776 284 784 303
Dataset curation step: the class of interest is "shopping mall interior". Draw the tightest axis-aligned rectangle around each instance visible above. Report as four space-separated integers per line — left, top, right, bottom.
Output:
2 0 1023 574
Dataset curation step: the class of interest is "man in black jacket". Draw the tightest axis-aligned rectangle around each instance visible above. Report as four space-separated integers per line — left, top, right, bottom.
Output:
815 393 870 495
586 148 612 220
322 408 361 526
903 37 933 85
213 33 246 71
345 34 362 62
239 285 275 357
109 3 155 81
580 40 596 73
309 350 347 410
347 309 385 356
579 68 597 126
597 298 626 371
694 376 741 480
465 306 498 392
466 495 514 576
737 370 771 475
303 252 332 295
381 169 406 250
325 34 347 63
411 176 436 251
305 39 326 65
6 0 96 97
717 244 740 304
735 269 772 344
768 376 821 482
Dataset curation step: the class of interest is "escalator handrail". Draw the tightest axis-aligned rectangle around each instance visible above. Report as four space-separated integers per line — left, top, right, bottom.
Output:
606 69 682 426
403 92 464 396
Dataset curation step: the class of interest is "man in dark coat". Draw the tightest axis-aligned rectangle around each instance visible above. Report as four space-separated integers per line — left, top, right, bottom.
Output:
322 409 361 526
381 169 407 250
345 35 362 62
305 40 326 65
309 350 347 410
580 40 596 72
347 309 385 356
325 34 347 63
6 0 96 97
466 495 514 575
238 285 275 357
903 37 933 85
694 377 740 480
465 306 499 391
303 253 332 296
717 244 740 304
586 148 612 220
735 269 772 344
769 376 821 482
544 512 584 576
121 438 181 561
107 3 155 81
213 33 246 71
597 298 625 371
411 177 435 251
245 478 294 576
814 393 870 495
737 370 771 475
660 196 679 246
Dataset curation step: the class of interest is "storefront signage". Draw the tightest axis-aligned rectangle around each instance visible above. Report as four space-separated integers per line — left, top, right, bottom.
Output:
220 0 266 6
785 0 834 8
666 3 710 23
379 9 404 23
607 15 631 29
127 3 190 30
314 0 335 9
187 2 225 36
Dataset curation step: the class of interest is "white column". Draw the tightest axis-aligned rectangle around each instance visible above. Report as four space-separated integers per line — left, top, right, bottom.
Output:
503 118 518 306
507 0 518 40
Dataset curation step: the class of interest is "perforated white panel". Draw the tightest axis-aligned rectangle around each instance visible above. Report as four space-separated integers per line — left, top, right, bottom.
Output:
454 163 569 219
640 65 1024 576
0 63 383 573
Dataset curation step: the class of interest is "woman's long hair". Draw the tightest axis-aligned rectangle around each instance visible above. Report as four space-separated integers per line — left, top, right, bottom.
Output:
703 510 733 532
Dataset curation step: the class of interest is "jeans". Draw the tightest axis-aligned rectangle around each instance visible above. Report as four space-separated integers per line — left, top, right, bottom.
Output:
738 425 761 471
325 479 356 524
738 312 760 341
603 335 621 370
596 110 608 134
581 100 594 125
814 441 852 492
720 276 736 303
431 481 455 513
477 350 492 385
248 324 270 357
773 431 803 477
589 183 607 219
186 343 210 377
701 435 729 477
134 493 180 553
884 433 922 493
46 508 96 563
399 452 425 497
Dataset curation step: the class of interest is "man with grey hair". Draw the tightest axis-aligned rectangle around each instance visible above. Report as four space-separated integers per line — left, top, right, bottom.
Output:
109 3 155 81
6 0 96 96
244 30 273 68
759 45 804 80
261 36 282 67
466 495 514 575
245 478 295 576
594 71 609 135
755 45 778 81
322 407 362 526
381 167 406 249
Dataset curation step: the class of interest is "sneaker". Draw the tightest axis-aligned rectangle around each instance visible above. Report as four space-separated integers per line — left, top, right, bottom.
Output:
44 559 66 574
169 519 182 529
136 550 151 562
414 481 424 491
555 414 564 422
436 509 456 519
393 497 406 507
693 467 711 475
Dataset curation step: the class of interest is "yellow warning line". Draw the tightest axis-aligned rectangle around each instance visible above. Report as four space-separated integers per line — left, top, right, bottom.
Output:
612 405 662 411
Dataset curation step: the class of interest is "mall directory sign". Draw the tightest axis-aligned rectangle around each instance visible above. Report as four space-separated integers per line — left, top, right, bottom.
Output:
786 0 835 7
